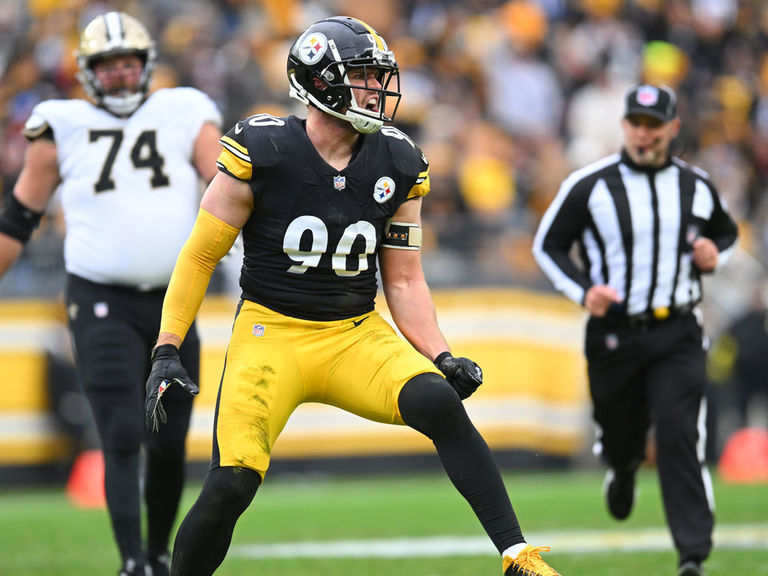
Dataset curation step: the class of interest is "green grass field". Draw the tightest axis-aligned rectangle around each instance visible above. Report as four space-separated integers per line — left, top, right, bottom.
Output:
1 467 766 575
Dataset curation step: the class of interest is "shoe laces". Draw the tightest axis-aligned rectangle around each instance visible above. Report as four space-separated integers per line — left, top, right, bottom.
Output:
506 545 561 576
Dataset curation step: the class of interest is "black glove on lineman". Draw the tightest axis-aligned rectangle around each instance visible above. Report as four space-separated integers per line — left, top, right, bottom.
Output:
434 351 483 400
145 344 199 433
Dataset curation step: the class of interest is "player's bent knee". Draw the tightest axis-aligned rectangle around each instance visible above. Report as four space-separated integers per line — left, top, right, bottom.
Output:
201 466 262 520
398 373 467 436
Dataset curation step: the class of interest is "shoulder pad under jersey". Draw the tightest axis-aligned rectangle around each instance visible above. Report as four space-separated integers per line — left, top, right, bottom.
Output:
22 99 97 141
21 99 83 140
218 114 296 180
22 112 52 140
231 114 296 167
376 125 429 183
149 87 222 127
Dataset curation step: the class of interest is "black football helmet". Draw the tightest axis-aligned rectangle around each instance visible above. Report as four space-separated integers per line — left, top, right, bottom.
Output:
287 16 401 134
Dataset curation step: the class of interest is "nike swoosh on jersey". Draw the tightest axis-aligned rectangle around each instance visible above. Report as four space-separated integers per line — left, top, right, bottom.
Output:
235 123 243 134
352 316 370 327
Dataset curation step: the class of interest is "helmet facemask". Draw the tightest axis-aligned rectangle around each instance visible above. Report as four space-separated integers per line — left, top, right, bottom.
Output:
75 12 156 117
288 17 402 134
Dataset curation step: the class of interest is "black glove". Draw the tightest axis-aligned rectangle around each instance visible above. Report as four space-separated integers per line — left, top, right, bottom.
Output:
434 351 483 400
145 344 199 433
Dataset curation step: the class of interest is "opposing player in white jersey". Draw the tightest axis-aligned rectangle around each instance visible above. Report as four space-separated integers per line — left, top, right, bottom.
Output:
0 12 222 576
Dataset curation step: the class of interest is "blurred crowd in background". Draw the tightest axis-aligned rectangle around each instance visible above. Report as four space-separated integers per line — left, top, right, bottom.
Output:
1 0 768 435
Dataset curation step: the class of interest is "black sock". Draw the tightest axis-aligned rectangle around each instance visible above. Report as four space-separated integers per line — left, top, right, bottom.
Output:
399 373 524 552
171 466 261 576
104 450 143 564
145 449 185 559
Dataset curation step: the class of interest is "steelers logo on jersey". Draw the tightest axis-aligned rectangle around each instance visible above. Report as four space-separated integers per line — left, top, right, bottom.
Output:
373 177 396 203
298 32 328 65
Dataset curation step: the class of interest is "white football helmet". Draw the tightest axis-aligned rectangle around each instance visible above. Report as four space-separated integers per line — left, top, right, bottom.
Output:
75 11 156 116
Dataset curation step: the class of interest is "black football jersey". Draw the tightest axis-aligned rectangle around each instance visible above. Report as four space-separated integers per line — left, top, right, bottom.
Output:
216 114 430 321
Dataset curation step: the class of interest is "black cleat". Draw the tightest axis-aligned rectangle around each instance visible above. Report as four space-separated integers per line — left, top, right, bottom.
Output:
603 468 635 520
148 552 170 576
118 558 150 576
678 561 706 576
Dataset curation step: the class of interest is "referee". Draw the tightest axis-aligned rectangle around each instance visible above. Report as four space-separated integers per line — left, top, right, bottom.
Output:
533 84 738 576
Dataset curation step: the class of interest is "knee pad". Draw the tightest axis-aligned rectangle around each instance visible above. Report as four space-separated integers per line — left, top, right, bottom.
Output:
79 323 145 452
201 467 262 521
398 373 468 437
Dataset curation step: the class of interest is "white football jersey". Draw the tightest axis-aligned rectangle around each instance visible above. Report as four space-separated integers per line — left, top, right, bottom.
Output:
25 88 221 288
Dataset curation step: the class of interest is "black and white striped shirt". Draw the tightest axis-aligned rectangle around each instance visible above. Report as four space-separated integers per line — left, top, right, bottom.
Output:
532 150 739 316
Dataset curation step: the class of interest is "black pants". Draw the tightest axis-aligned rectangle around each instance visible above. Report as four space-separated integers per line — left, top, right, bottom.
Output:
66 274 199 563
586 311 714 565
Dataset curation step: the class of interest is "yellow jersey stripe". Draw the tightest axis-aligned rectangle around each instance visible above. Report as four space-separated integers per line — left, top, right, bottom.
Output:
220 135 249 158
217 148 252 181
351 17 384 49
407 175 430 199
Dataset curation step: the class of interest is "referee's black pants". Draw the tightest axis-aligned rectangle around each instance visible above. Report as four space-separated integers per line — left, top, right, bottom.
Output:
585 311 714 565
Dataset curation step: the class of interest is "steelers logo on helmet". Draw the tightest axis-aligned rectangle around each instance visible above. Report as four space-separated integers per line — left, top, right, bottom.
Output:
286 16 402 134
298 32 328 65
374 177 396 203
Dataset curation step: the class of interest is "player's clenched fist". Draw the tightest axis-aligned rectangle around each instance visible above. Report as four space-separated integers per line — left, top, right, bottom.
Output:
434 352 483 400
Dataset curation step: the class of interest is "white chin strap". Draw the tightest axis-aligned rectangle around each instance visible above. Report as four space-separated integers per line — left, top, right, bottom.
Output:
348 113 382 134
309 93 383 134
102 92 144 116
289 76 383 134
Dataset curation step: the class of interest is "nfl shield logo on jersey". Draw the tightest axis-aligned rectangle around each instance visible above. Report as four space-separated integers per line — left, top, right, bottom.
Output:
252 324 265 337
94 302 109 318
333 175 346 190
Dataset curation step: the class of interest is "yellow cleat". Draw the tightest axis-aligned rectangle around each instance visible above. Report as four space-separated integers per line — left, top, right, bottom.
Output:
503 544 561 576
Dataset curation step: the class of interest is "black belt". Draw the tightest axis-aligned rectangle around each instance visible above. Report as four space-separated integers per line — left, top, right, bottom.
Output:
605 303 696 329
68 273 167 295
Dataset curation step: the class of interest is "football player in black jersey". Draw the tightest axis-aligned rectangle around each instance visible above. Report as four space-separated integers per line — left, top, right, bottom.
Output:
144 16 561 576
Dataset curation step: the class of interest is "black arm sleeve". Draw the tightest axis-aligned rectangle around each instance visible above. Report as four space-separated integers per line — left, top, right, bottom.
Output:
0 192 45 243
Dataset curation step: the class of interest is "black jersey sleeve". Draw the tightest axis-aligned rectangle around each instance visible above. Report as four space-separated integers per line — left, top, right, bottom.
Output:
217 119 252 181
217 114 295 181
378 126 430 199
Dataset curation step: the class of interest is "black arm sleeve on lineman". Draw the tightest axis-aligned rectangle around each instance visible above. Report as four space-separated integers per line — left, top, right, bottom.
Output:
0 192 44 243
398 373 523 553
